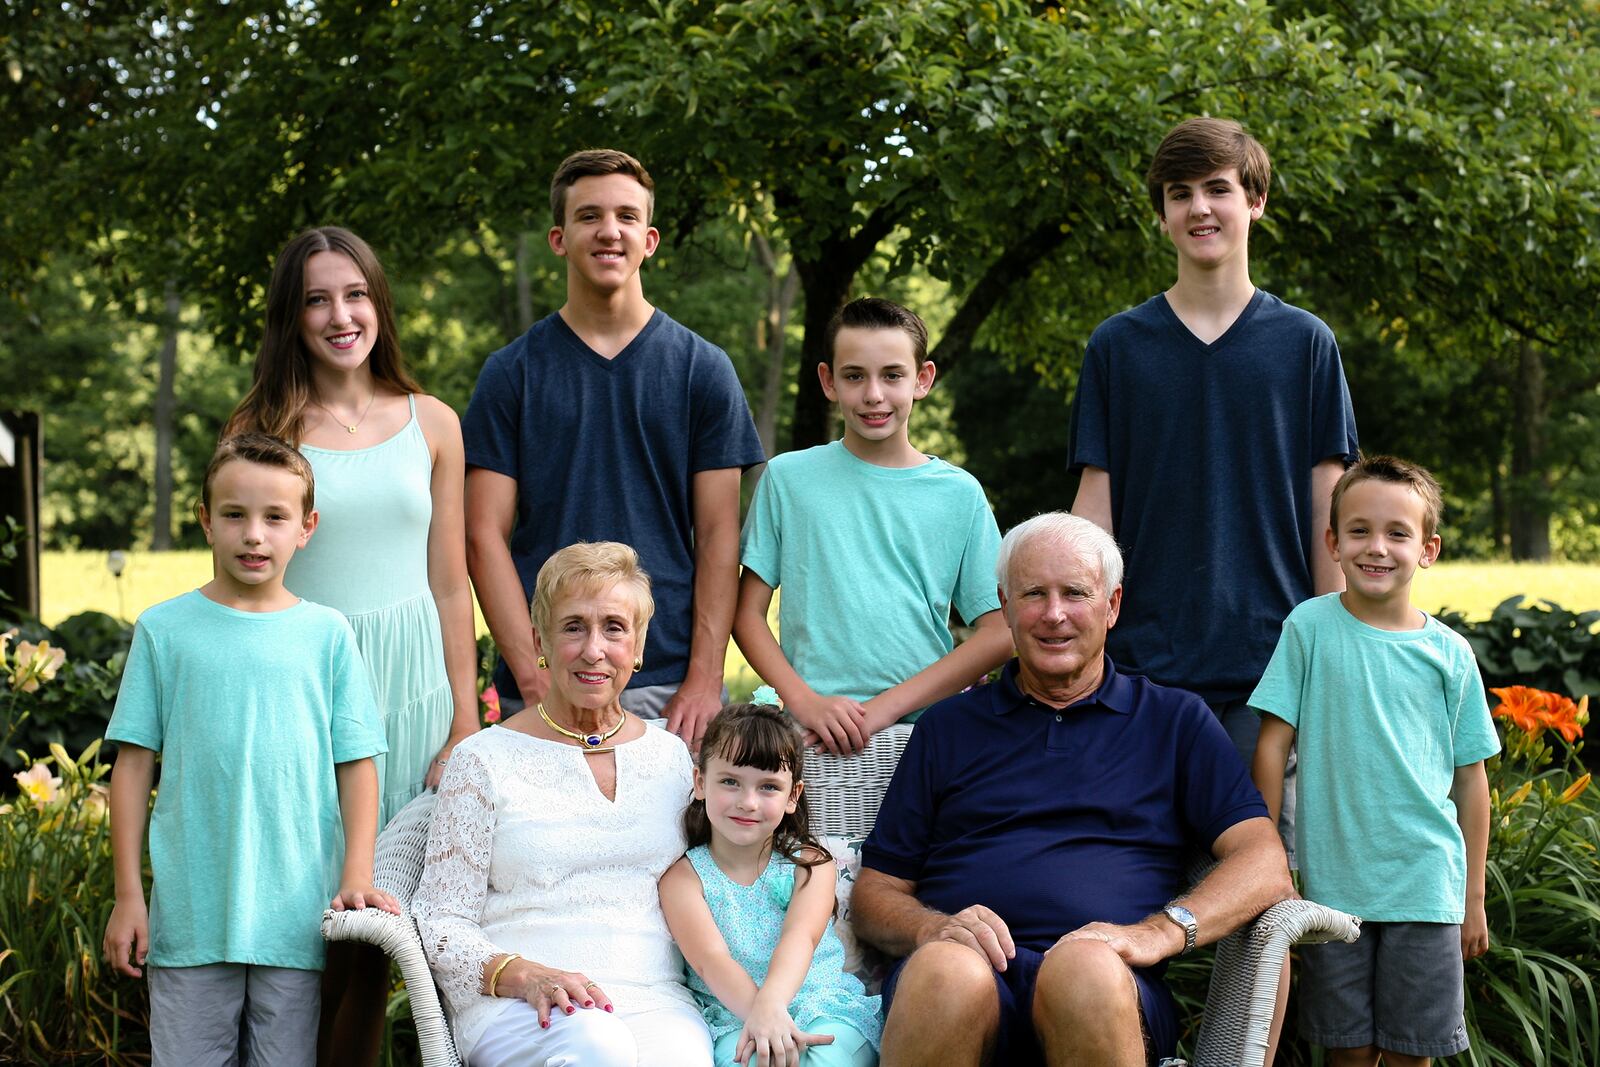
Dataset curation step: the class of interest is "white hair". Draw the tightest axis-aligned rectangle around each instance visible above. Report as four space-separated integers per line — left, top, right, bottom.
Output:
995 512 1124 596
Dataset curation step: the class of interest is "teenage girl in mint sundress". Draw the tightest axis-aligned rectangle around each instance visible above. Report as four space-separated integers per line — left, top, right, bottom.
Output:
225 226 479 1067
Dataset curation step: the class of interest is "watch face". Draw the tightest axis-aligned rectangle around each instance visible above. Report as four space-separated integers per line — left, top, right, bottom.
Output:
1164 905 1197 952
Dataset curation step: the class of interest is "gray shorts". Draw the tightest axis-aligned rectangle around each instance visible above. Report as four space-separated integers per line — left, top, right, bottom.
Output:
148 962 320 1065
1298 921 1468 1057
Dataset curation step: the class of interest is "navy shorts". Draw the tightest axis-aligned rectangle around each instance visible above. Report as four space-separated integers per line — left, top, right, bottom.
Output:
1298 921 1469 1057
882 944 1176 1065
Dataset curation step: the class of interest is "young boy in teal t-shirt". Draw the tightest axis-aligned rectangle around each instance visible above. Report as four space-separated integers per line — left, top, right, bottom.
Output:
103 433 395 1062
1251 456 1498 1065
733 298 1013 754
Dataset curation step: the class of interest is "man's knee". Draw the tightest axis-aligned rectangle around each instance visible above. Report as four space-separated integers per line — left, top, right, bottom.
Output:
892 941 1000 1026
1034 940 1140 1025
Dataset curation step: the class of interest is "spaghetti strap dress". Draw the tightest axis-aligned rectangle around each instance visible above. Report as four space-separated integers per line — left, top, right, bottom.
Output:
287 394 453 826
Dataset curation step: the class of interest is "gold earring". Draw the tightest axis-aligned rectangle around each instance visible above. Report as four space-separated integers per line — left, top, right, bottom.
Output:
633 657 643 671
537 656 548 670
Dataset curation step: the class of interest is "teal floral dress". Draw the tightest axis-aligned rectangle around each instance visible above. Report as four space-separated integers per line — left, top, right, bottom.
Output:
684 845 882 1047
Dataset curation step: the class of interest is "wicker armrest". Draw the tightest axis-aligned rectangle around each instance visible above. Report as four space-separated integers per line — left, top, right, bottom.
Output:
1190 899 1361 1067
322 789 463 1067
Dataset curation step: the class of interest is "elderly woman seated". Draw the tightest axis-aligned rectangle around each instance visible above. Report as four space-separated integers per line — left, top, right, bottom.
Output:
413 542 712 1066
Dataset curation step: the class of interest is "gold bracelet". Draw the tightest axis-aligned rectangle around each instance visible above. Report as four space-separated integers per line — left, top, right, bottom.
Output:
487 952 522 998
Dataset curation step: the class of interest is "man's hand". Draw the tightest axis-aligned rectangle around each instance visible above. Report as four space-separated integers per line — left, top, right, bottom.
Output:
920 904 1016 971
787 691 868 755
513 667 550 709
1053 916 1184 969
1462 899 1489 960
662 678 724 750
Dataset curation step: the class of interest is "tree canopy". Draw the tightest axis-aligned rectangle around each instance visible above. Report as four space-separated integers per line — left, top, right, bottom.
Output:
2 0 1596 555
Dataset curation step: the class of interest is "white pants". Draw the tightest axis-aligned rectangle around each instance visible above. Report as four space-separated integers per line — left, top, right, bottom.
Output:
471 998 714 1067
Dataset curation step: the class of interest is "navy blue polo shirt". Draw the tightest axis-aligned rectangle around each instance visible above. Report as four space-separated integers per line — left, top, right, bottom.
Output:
863 657 1267 956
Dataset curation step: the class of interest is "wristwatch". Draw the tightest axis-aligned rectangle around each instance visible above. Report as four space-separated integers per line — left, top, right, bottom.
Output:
1162 904 1198 955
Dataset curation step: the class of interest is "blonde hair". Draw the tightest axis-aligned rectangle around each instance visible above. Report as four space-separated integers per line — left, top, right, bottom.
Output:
530 542 656 651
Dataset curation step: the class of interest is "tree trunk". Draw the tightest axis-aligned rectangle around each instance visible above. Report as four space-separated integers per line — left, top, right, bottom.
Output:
150 280 179 551
790 249 857 451
750 230 800 460
1508 339 1551 561
1488 459 1507 554
515 231 535 334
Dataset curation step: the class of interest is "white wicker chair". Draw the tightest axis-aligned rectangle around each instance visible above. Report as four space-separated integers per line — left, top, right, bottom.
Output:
324 723 1358 1067
322 790 463 1067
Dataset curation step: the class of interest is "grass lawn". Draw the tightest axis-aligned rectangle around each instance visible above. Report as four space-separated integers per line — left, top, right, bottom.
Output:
38 550 1600 699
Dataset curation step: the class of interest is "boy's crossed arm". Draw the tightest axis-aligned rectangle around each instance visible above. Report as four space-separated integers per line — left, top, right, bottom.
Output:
733 569 1012 754
734 570 868 755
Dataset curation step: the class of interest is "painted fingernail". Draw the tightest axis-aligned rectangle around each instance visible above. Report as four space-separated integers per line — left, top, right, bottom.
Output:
584 1000 594 1007
541 1020 549 1029
605 1004 614 1012
565 1006 574 1014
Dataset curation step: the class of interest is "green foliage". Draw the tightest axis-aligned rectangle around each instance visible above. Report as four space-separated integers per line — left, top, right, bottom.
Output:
1442 597 1600 701
0 742 148 1063
1449 709 1597 1067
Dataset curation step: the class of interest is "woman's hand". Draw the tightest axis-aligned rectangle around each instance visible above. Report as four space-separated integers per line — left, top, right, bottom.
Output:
501 958 614 1028
425 726 478 790
735 1000 835 1067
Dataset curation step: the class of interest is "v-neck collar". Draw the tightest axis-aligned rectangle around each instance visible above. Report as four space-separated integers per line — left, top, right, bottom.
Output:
551 308 662 371
1156 288 1264 354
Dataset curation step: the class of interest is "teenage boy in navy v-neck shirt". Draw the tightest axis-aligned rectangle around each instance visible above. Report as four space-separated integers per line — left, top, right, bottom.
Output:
464 150 763 748
1067 118 1359 858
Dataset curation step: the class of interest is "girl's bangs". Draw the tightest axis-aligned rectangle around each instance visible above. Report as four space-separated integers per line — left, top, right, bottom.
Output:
707 714 798 775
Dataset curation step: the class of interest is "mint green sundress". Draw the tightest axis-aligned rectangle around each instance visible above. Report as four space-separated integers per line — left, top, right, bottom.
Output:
685 845 882 1057
287 395 453 826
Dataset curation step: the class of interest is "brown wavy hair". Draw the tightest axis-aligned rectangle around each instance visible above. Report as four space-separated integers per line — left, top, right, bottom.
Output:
225 226 419 445
684 703 828 870
1145 117 1271 217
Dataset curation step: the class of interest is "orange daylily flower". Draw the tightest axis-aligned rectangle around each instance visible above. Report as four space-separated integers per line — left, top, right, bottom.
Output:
1491 686 1588 743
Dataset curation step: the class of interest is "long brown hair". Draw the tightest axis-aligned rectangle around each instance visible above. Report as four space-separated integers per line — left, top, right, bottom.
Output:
685 703 828 870
225 226 419 444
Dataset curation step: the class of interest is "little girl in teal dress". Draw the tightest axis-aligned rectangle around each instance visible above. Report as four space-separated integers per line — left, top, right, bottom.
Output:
661 698 881 1067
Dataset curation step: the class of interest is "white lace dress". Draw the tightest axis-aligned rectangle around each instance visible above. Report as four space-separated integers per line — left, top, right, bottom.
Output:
412 724 698 1061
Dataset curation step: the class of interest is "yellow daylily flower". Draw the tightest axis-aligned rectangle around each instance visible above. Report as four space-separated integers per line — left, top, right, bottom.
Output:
14 762 61 810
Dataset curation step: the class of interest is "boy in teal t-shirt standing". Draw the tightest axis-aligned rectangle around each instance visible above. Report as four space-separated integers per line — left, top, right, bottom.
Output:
102 433 395 1063
733 298 1012 755
1251 455 1498 1066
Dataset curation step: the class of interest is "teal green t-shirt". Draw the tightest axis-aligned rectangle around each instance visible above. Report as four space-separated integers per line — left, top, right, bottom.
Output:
740 441 1002 718
106 591 386 970
1249 593 1500 922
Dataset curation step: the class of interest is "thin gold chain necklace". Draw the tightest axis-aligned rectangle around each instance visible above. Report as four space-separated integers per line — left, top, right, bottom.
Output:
313 389 376 434
538 703 625 753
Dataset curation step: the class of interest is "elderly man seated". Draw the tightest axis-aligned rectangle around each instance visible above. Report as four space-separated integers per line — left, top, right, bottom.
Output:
853 512 1294 1066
